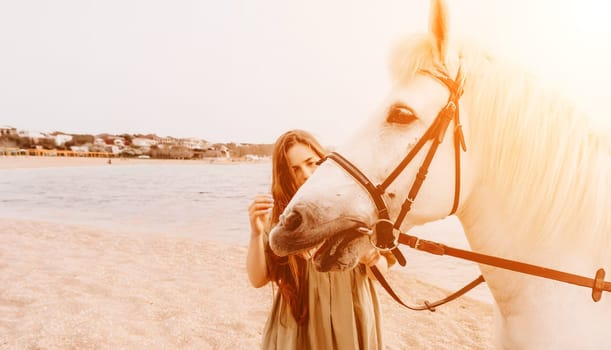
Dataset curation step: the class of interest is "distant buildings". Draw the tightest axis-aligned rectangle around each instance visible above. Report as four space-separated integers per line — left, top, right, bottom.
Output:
131 137 158 148
0 126 17 136
54 134 73 146
18 130 46 140
199 144 230 159
0 127 268 160
70 145 89 153
179 137 208 150
113 138 125 147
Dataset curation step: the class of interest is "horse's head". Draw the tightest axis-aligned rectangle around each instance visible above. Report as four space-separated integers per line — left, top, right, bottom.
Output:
269 0 477 271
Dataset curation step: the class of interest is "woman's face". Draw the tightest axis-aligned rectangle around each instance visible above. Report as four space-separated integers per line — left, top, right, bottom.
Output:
286 142 321 188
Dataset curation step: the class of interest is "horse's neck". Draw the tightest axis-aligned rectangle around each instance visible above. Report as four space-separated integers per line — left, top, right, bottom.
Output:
462 61 611 264
456 182 611 350
457 185 544 260
460 105 611 271
456 181 610 273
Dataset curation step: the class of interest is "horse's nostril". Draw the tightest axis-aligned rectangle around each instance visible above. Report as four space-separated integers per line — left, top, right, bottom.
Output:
283 211 303 231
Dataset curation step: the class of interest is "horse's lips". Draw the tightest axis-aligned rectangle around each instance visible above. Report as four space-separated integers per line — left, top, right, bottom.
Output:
270 214 368 256
312 227 364 271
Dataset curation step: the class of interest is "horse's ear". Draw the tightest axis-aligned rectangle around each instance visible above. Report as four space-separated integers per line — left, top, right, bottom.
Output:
429 0 449 63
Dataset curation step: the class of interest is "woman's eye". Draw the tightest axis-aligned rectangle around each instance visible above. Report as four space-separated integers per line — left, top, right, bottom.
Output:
387 104 417 124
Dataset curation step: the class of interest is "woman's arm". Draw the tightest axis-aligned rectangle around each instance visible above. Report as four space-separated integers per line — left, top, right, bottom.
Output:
247 231 269 287
246 195 273 288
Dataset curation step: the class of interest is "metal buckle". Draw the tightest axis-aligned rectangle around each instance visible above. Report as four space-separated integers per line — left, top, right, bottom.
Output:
369 219 400 252
413 237 421 250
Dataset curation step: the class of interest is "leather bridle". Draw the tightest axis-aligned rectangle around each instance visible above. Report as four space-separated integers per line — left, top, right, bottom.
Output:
318 66 610 311
320 65 466 266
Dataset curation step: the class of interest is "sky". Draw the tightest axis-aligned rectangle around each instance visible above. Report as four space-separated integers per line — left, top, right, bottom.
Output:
0 0 609 145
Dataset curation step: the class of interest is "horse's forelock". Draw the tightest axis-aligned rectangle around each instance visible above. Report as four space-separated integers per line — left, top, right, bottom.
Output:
429 0 449 62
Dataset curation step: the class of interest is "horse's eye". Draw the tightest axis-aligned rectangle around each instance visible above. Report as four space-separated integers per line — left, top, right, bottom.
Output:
387 104 417 124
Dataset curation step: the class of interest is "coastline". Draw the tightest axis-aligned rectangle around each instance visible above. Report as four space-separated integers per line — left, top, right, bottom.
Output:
0 155 269 169
0 218 493 349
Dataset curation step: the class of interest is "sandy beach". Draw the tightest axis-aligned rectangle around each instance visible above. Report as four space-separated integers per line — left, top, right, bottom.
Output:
0 157 494 349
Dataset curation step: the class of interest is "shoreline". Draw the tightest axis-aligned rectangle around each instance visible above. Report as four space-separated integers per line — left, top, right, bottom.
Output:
0 218 494 349
0 155 269 169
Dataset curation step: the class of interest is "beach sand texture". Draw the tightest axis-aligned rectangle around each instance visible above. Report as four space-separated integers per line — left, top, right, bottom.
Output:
1 219 493 349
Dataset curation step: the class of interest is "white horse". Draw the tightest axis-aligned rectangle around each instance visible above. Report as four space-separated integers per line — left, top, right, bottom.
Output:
269 0 610 348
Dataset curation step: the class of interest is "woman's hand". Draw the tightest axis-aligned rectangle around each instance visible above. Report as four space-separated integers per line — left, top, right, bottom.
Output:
248 194 273 237
360 247 390 280
247 194 273 288
359 246 381 267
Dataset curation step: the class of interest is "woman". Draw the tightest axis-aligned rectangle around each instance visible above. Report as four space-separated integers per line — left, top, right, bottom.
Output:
247 129 392 349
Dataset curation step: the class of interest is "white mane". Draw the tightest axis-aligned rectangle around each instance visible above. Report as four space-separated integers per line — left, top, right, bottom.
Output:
463 43 610 254
390 36 610 260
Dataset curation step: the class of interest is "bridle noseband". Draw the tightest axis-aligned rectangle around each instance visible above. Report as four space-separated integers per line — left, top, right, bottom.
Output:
320 66 466 264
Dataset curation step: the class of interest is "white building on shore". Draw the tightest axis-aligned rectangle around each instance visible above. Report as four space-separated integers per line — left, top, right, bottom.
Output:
18 130 47 140
54 134 73 146
132 137 158 148
0 125 17 136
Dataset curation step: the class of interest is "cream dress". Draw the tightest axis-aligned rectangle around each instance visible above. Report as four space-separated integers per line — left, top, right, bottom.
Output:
261 257 384 350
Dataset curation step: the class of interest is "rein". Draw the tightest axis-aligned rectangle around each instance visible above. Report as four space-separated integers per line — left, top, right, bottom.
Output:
319 66 610 311
395 232 610 303
368 231 610 312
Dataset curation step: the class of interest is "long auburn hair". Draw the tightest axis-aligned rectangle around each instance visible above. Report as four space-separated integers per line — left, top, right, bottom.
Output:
264 129 326 326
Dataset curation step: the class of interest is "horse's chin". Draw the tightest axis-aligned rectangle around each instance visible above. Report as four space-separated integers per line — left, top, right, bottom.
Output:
269 217 364 256
312 229 370 272
269 218 371 272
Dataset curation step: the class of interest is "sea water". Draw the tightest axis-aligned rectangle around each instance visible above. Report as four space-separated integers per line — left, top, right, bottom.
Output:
0 162 493 303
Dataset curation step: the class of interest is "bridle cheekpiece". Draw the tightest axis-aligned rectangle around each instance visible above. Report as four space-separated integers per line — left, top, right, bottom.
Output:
320 66 466 265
